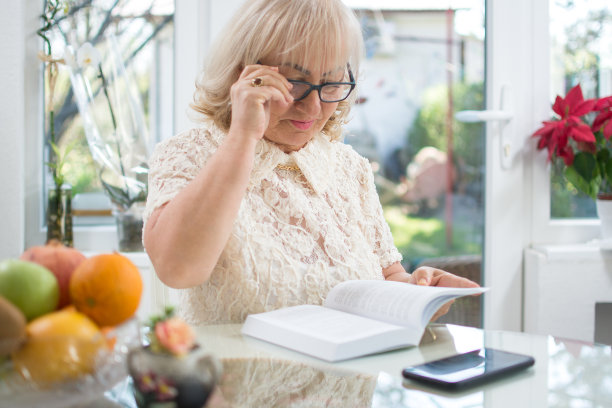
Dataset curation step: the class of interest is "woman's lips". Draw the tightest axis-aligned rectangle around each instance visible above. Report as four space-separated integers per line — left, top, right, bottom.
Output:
290 120 314 130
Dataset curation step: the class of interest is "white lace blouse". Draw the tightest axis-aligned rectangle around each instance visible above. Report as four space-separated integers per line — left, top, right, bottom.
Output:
144 122 402 324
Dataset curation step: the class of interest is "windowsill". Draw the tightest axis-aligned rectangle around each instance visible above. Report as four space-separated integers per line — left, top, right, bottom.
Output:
530 239 612 261
73 225 145 254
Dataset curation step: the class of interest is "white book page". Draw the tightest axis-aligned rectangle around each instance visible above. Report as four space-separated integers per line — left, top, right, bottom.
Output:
323 280 487 328
246 305 405 342
241 305 416 361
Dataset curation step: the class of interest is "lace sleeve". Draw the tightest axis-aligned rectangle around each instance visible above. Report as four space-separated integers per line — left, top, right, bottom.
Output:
358 155 403 269
143 127 219 226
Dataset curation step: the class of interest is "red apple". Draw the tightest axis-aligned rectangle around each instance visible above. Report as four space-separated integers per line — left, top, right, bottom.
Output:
20 240 86 308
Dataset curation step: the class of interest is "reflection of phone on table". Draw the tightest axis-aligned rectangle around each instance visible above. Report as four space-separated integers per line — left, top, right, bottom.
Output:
402 348 535 391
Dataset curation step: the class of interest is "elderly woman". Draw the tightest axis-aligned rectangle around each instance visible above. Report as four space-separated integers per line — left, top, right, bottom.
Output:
143 0 478 325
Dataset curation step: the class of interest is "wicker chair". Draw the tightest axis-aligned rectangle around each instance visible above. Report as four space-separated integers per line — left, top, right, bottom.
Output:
415 254 482 328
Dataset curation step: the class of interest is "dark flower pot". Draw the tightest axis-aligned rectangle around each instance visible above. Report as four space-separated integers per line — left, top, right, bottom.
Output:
127 345 222 408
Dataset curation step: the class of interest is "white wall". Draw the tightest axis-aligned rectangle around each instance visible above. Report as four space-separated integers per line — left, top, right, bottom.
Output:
0 1 35 259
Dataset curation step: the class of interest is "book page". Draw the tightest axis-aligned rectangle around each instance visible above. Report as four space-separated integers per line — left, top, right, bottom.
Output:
247 304 405 341
241 305 418 361
323 280 486 328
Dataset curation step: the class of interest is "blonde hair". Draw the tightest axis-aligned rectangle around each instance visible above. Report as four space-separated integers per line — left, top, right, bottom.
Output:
190 0 364 141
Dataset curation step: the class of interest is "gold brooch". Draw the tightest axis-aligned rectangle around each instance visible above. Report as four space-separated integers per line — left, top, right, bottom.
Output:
276 163 301 172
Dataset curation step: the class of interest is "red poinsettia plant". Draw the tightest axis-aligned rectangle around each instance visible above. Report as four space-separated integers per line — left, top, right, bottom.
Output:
533 84 612 199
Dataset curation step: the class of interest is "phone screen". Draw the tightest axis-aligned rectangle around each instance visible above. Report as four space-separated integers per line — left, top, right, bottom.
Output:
401 348 535 390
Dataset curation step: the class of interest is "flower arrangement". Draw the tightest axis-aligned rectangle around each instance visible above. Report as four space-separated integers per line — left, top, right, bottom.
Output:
128 307 219 407
532 84 612 199
144 307 195 357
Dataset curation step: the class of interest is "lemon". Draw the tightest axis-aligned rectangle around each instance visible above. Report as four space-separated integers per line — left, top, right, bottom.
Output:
11 307 105 386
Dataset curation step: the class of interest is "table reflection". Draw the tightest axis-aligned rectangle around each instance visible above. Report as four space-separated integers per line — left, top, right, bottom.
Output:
208 358 376 407
97 324 612 408
547 337 612 406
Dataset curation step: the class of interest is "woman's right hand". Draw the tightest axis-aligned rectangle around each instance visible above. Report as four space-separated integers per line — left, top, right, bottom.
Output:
228 63 294 143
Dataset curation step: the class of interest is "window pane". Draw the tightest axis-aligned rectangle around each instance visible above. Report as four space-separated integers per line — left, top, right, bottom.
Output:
549 0 612 219
43 0 174 226
345 1 485 327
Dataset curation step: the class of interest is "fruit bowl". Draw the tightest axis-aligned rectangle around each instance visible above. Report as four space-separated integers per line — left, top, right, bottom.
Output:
0 317 140 408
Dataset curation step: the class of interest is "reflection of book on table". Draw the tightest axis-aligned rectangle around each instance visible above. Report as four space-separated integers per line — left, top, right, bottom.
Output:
241 280 488 362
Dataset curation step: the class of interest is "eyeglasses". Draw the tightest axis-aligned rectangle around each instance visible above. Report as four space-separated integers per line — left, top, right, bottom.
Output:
288 68 355 103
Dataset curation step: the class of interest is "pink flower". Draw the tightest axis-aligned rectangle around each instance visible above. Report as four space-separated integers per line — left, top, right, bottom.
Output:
154 317 195 356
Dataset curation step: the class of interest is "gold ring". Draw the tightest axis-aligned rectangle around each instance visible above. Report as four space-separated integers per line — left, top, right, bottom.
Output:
251 77 263 87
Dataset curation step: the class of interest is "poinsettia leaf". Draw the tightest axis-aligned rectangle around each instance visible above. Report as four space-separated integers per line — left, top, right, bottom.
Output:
593 111 612 132
602 118 612 139
573 151 598 180
552 95 565 117
565 84 584 110
604 156 612 191
597 149 610 162
594 96 612 110
565 165 599 199
569 124 596 143
573 99 597 116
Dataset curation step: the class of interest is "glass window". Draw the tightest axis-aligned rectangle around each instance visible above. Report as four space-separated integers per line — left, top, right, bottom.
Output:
42 0 174 226
345 1 485 326
345 2 485 264
549 0 612 218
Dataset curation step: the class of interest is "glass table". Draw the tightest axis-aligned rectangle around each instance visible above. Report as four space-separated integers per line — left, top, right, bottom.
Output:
86 324 611 407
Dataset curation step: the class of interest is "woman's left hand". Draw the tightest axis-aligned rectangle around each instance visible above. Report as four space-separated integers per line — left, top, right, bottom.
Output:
409 266 479 289
383 263 480 322
411 266 480 322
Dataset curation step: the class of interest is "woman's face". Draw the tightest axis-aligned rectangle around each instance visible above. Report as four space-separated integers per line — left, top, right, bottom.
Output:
262 61 345 153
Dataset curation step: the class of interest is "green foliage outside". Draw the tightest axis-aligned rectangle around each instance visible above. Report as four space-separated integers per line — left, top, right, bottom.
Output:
383 80 485 267
384 206 481 269
406 81 485 174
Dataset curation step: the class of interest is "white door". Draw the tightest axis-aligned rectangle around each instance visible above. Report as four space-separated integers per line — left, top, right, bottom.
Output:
480 0 540 331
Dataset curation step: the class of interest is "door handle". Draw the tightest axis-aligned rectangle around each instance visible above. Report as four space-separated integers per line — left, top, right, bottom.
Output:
455 85 515 170
455 110 513 122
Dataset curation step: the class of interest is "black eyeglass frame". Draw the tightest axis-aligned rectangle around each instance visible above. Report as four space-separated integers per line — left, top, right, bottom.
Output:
287 67 356 103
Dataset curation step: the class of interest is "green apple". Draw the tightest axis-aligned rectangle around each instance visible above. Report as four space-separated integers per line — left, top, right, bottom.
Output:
0 259 59 321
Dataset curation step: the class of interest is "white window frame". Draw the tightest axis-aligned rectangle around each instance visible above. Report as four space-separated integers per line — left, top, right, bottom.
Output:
528 0 601 246
23 0 192 252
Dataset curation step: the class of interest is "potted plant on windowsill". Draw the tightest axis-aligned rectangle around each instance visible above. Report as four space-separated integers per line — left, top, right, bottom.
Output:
66 36 149 252
38 0 76 247
532 84 612 238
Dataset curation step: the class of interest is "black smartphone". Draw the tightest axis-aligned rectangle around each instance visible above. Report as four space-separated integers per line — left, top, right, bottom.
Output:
401 348 535 391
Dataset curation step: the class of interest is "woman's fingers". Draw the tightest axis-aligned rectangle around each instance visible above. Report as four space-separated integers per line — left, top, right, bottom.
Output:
435 272 480 288
237 64 293 102
411 266 436 286
228 64 295 139
411 266 480 288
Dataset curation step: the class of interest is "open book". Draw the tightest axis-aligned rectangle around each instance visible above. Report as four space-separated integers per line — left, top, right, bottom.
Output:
241 280 487 362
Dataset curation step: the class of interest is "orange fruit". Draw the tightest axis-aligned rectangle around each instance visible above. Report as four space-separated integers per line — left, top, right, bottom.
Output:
11 307 105 386
69 253 142 326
